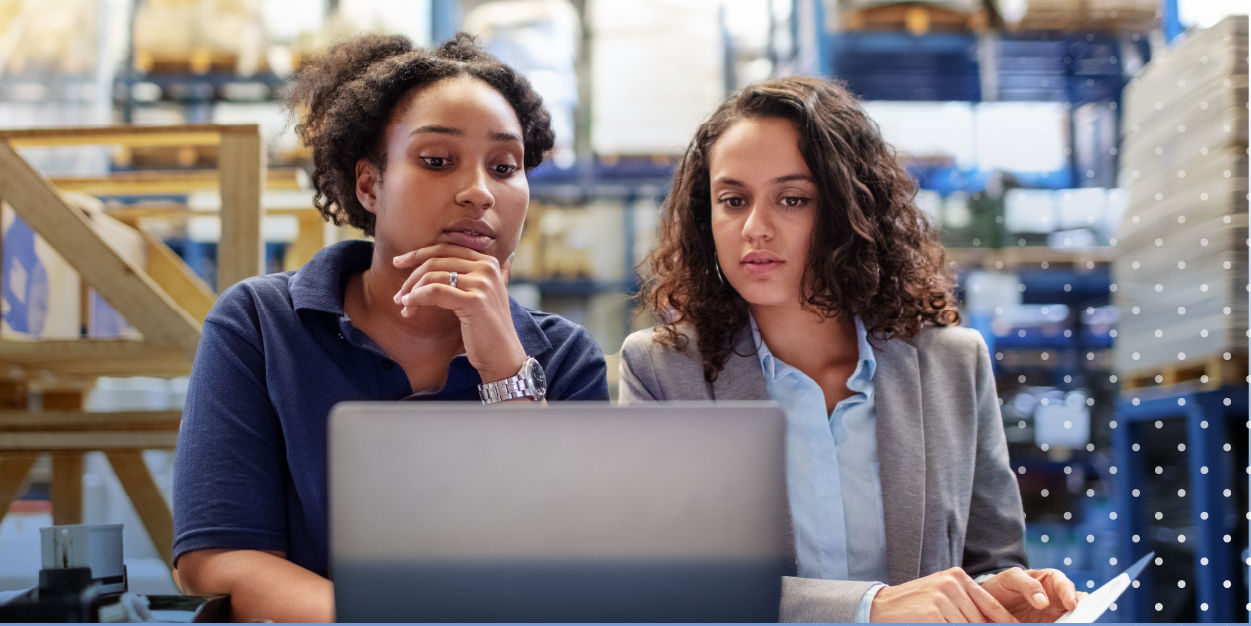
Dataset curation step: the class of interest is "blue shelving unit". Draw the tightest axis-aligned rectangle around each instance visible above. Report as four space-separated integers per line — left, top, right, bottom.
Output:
826 29 1133 105
812 0 1154 193
962 265 1113 380
524 164 669 339
1112 387 1248 622
1016 268 1112 306
827 31 981 101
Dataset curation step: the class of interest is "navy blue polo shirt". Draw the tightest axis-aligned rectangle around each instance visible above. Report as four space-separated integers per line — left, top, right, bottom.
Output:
172 240 609 576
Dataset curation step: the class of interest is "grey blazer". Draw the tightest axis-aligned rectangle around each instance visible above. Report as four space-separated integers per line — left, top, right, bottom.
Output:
618 323 1028 622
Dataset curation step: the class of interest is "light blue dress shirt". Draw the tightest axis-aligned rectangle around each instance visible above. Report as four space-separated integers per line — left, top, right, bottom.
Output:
750 315 888 622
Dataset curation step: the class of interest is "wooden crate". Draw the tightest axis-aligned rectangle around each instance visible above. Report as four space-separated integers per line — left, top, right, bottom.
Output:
0 124 268 573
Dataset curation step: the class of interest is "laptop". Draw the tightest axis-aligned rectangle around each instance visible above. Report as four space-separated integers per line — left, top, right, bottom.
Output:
329 402 788 622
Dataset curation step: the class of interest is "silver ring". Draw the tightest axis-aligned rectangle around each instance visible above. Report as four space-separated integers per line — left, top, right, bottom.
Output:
448 271 458 289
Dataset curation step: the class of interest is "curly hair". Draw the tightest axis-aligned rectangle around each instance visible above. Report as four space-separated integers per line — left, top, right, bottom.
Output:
640 76 959 383
286 32 554 236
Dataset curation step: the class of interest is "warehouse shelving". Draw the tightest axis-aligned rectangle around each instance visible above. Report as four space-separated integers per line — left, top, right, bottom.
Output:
821 29 1144 190
1112 387 1248 622
803 10 1192 615
3 0 1232 611
525 166 668 341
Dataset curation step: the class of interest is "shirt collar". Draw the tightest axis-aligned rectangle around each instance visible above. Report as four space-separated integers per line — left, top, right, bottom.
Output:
289 239 553 356
848 316 876 393
749 314 876 390
289 239 372 315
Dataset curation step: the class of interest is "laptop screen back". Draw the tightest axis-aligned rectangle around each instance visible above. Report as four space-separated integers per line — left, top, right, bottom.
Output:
329 402 788 622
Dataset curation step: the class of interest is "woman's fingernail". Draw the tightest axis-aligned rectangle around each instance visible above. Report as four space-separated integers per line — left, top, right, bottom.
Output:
393 292 401 304
1033 593 1048 606
401 293 410 305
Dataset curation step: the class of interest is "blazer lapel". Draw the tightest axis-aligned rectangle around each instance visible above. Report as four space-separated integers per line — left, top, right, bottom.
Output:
873 338 927 584
710 325 770 401
710 324 795 575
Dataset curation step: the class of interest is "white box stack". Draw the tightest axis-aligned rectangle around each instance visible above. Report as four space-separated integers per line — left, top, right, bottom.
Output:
589 0 725 156
1113 15 1248 376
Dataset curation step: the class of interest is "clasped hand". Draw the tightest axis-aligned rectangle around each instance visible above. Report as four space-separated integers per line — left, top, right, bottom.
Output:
391 243 525 382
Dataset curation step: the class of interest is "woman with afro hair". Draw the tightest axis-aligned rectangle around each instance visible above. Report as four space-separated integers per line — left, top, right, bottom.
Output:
619 76 1079 622
173 33 607 621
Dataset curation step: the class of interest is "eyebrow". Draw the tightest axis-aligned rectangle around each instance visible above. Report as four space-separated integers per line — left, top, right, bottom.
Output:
714 174 814 186
411 125 522 144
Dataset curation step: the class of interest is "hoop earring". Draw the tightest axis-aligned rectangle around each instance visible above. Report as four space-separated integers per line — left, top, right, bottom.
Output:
714 257 727 286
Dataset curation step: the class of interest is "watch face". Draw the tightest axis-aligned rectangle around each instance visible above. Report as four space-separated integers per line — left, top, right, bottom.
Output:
526 357 547 397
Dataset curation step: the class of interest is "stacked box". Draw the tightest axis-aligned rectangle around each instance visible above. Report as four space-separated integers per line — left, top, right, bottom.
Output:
1112 15 1248 373
589 0 724 156
513 194 662 286
1 0 98 75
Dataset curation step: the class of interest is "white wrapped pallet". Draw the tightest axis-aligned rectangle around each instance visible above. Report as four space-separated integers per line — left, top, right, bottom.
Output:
1112 15 1248 378
0 0 98 75
133 0 267 74
589 0 725 155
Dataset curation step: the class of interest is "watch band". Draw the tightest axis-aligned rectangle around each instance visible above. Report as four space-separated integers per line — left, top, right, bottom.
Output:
478 357 545 404
478 376 536 404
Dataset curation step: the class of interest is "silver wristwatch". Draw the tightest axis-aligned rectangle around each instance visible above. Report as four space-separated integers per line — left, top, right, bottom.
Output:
478 356 547 404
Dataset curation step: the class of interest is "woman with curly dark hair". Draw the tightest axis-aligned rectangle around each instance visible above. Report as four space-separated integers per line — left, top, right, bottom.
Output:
619 76 1078 622
172 33 607 621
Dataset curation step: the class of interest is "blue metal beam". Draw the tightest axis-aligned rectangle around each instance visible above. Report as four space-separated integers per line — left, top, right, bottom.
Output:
431 0 460 44
813 0 830 78
1162 0 1183 42
1114 388 1248 621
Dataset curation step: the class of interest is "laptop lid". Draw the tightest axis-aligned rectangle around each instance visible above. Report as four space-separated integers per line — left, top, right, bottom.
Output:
329 402 788 622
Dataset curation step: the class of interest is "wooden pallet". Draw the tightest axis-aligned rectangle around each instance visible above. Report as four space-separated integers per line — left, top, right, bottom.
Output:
1121 352 1249 392
1010 15 1158 32
0 386 181 568
135 49 268 76
1008 0 1158 33
113 144 220 170
842 2 990 35
946 246 1113 271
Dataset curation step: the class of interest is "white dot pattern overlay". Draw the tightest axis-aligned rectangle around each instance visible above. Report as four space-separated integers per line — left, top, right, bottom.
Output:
1110 14 1248 376
1002 15 1250 624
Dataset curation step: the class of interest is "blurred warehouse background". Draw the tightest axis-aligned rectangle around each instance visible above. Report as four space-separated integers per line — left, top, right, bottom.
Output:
0 0 1246 622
